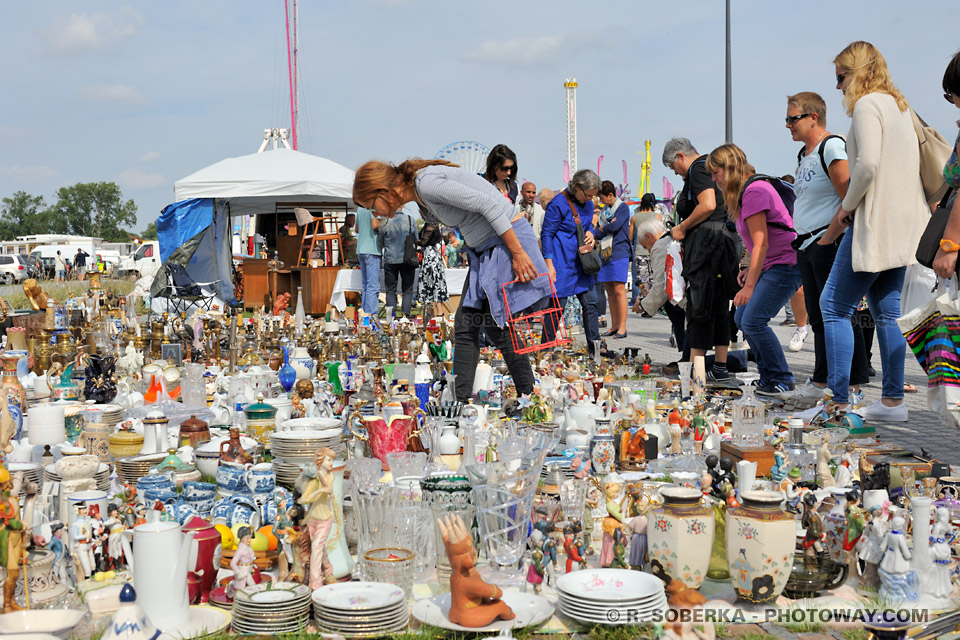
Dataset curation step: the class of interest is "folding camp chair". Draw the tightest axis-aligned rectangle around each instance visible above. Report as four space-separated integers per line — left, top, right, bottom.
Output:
162 263 220 314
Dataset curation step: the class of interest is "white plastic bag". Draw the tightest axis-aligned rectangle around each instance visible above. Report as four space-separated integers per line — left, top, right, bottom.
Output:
665 241 685 305
900 263 940 316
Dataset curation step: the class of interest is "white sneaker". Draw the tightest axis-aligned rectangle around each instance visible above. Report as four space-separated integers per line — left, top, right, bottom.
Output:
851 400 908 422
783 380 830 401
796 400 830 421
788 327 808 352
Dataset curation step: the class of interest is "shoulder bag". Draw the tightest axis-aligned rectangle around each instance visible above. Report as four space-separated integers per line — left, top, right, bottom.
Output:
401 216 419 268
915 188 957 269
911 108 953 204
563 191 602 275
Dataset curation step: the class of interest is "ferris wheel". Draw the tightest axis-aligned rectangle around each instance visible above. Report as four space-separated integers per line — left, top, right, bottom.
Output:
434 140 490 174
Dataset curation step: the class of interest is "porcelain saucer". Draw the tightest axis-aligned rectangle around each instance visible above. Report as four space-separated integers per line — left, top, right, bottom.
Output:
157 605 230 640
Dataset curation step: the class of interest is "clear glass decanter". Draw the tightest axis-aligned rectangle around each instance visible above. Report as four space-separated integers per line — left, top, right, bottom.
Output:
731 372 765 448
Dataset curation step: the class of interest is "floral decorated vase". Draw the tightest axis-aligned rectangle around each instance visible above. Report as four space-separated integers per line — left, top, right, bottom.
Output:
648 486 714 588
725 490 796 604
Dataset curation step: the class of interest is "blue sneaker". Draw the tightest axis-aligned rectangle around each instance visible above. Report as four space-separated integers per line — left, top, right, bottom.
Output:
755 382 795 397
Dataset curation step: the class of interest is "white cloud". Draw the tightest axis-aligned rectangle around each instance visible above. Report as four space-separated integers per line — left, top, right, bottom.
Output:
0 165 58 181
118 168 166 190
77 84 147 105
463 35 565 65
44 7 144 54
139 151 161 163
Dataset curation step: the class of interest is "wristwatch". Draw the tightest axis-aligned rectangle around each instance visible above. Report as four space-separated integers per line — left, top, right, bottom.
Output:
940 238 960 253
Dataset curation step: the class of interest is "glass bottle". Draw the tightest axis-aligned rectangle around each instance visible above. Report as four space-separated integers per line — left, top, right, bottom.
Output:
784 417 815 482
731 373 764 448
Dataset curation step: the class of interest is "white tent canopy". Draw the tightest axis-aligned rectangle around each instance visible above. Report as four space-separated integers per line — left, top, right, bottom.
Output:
173 148 356 214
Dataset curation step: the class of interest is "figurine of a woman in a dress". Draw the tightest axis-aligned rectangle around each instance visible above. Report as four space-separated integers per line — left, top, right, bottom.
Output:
928 507 953 600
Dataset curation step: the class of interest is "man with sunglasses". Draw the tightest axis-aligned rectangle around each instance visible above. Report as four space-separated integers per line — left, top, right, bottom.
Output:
785 92 869 410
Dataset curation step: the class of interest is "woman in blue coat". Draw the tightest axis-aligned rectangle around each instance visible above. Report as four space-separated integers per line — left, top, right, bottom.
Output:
541 169 601 354
596 180 632 338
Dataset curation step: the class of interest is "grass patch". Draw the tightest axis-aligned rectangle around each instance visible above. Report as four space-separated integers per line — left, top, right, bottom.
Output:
6 279 136 311
734 633 778 640
841 629 871 640
781 621 825 634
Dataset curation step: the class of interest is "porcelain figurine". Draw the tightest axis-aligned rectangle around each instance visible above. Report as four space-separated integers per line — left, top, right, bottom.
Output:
691 414 707 455
878 516 918 601
769 438 787 482
227 525 256 598
857 502 887 591
298 447 337 589
816 434 834 488
600 475 627 568
542 529 558 587
842 491 865 573
928 507 953 600
610 526 628 569
526 531 545 594
103 503 127 571
627 483 649 570
0 465 24 612
834 443 856 487
668 419 682 455
563 523 586 572
71 501 97 580
801 493 826 570
437 513 515 627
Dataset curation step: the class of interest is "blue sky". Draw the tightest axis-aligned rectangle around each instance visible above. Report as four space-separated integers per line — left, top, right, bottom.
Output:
2 1 959 233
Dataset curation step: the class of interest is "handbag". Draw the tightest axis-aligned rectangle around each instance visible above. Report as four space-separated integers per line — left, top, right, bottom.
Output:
401 216 419 268
915 188 955 269
563 191 602 275
911 108 953 204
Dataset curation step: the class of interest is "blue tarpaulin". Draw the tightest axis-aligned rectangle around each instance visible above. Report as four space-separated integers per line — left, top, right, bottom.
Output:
157 198 214 263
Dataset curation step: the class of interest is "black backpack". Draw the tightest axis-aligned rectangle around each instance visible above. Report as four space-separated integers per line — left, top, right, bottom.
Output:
796 134 845 174
736 175 796 236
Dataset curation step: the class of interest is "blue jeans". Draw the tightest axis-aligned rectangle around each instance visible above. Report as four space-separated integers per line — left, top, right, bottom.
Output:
820 230 906 404
358 254 381 315
543 286 601 354
734 263 801 387
630 258 641 305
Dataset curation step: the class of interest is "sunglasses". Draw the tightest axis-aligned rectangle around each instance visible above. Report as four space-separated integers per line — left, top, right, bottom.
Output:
785 113 812 125
499 164 515 173
836 72 847 85
946 92 957 104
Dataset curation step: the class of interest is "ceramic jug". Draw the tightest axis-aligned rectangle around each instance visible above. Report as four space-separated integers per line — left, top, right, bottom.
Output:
349 412 422 470
563 400 598 439
182 515 221 604
121 521 198 632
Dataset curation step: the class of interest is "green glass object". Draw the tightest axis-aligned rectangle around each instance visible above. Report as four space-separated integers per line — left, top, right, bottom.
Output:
327 361 343 395
383 363 396 384
707 500 730 580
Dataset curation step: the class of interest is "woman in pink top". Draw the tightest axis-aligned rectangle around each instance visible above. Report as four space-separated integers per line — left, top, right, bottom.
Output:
707 144 802 396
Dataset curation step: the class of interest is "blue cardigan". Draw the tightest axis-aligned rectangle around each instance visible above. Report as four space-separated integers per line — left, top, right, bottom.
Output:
595 200 633 262
541 190 595 298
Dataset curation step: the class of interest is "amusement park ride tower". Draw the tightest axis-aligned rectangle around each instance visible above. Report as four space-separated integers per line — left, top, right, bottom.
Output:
564 78 578 174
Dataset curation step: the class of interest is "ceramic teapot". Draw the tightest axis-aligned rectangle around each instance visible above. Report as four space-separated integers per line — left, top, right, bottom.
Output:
349 412 422 470
563 399 599 438
121 521 198 631
182 515 222 604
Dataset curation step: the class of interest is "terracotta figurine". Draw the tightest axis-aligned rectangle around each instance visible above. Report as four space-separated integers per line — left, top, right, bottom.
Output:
0 465 24 612
437 513 515 627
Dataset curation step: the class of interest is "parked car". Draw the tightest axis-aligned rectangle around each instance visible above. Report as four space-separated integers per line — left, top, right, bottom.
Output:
18 254 41 280
0 255 27 284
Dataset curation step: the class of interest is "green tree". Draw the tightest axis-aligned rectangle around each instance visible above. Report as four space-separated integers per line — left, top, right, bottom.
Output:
141 221 158 240
50 182 137 242
0 191 61 239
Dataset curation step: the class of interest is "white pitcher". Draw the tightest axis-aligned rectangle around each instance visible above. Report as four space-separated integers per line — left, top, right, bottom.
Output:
121 521 197 631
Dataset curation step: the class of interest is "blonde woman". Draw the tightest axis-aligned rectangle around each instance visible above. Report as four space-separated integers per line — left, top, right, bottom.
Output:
705 144 801 396
817 41 928 422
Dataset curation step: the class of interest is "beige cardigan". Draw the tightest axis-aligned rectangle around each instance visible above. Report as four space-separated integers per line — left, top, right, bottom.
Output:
841 92 928 273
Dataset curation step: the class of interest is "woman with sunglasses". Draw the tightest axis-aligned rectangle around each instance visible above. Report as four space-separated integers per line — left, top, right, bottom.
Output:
932 49 960 279
482 144 519 203
353 158 550 403
706 144 801 396
816 41 928 423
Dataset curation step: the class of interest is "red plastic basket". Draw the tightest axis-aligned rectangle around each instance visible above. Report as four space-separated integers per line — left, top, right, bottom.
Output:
501 273 570 355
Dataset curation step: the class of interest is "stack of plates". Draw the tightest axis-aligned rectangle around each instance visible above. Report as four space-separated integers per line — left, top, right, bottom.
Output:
231 582 311 634
44 462 111 493
556 568 667 626
82 404 124 426
9 462 42 489
115 453 167 484
312 582 409 638
272 430 344 487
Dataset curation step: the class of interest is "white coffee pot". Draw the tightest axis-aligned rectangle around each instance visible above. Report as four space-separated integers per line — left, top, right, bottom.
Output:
121 521 197 632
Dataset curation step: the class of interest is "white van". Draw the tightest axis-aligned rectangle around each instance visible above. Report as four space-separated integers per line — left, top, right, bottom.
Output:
117 241 160 280
31 244 97 277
